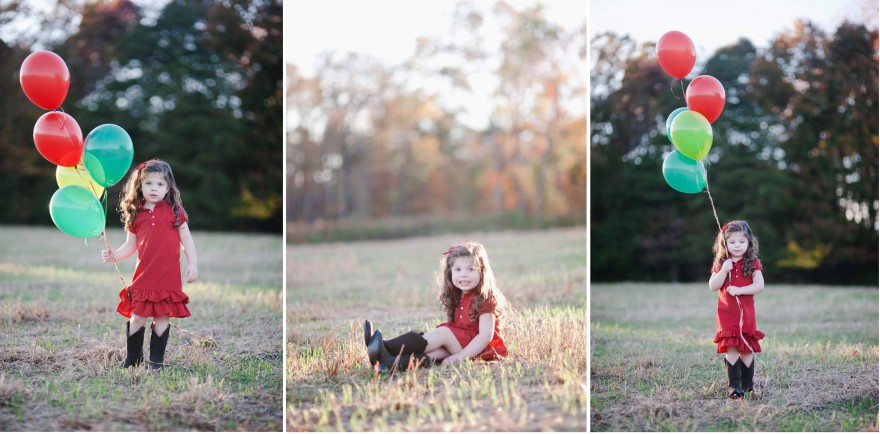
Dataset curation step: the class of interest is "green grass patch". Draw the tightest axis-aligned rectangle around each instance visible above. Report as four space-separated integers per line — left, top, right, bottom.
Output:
591 282 879 432
0 225 282 431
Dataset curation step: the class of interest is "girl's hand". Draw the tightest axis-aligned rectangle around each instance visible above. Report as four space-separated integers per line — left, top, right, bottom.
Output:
721 259 734 272
185 263 199 283
440 354 460 367
727 286 741 296
101 248 114 263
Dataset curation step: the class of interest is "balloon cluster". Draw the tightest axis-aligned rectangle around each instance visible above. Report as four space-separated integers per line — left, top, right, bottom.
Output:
20 51 134 237
656 31 726 194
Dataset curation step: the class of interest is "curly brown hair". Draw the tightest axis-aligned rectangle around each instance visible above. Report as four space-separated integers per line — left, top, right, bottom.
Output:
712 220 760 277
437 241 509 327
118 159 185 231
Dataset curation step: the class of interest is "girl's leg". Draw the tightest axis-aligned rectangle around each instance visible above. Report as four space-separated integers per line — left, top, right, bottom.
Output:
426 347 452 361
153 315 170 336
723 347 743 398
740 352 756 394
422 327 463 355
725 347 740 364
129 313 148 334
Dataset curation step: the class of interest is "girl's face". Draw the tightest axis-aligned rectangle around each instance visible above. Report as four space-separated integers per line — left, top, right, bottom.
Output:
141 172 170 206
450 256 481 292
726 232 749 259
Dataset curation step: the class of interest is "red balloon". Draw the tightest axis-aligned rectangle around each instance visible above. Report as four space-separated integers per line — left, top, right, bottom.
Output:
33 112 83 167
657 31 696 79
686 75 726 123
20 51 70 110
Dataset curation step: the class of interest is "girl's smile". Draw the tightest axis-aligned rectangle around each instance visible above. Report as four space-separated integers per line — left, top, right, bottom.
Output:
450 256 480 292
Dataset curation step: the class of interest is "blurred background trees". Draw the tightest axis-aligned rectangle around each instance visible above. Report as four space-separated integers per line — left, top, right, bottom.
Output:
287 1 587 242
0 0 282 232
591 20 878 284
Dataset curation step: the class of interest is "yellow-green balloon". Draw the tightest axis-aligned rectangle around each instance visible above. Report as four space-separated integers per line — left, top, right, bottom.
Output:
662 150 707 194
49 185 105 237
56 163 104 198
670 110 713 160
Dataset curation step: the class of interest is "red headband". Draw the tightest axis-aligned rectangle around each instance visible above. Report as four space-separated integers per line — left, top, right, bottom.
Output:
136 158 159 171
441 241 471 255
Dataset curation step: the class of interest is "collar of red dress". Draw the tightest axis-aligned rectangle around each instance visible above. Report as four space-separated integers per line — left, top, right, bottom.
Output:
137 198 167 211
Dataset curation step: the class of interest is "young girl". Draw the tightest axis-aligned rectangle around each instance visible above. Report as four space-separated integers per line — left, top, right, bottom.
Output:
708 220 764 399
364 241 509 372
101 159 199 370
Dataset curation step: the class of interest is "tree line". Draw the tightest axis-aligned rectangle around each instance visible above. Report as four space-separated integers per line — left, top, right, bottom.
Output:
0 0 282 232
287 1 587 238
591 20 878 284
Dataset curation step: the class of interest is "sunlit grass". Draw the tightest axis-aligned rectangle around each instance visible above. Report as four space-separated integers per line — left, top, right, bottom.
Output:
0 225 283 431
287 227 587 431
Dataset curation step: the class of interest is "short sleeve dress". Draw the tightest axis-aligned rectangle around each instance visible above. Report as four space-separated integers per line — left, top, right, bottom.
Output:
435 291 507 361
713 259 763 354
116 199 191 319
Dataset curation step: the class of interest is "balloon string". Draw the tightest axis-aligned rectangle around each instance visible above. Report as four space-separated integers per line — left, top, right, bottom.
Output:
170 322 216 346
670 79 683 100
53 107 80 153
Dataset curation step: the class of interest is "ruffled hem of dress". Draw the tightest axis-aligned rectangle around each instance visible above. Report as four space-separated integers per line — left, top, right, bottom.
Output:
714 328 764 354
116 288 191 319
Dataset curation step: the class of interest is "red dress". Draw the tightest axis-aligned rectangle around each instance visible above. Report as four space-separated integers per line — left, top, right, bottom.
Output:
435 291 507 361
713 259 763 354
116 200 191 319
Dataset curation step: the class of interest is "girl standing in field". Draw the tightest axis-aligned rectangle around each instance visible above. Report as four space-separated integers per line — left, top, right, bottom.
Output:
709 220 764 399
364 241 509 372
101 159 199 370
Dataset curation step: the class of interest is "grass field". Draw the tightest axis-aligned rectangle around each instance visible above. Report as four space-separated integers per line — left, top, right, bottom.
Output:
0 225 283 431
591 282 879 431
287 227 587 431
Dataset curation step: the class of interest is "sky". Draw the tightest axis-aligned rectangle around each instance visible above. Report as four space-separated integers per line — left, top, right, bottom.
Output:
591 0 877 59
284 0 586 78
284 0 586 130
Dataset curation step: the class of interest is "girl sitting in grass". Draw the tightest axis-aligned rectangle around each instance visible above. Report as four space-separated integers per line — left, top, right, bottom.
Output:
364 241 509 372
709 220 764 399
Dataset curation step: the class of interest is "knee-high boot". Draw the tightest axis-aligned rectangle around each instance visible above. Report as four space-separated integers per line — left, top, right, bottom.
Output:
367 330 432 373
123 322 145 368
741 358 755 394
724 358 743 399
149 325 170 371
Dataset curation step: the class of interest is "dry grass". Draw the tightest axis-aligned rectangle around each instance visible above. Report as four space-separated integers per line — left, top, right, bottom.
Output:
0 225 283 431
287 227 587 431
591 282 879 431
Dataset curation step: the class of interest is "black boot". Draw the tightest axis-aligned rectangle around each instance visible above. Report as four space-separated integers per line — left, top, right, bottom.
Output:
366 329 383 368
363 320 373 348
123 322 145 368
724 358 743 399
368 330 432 373
741 358 755 394
383 331 428 356
149 325 170 371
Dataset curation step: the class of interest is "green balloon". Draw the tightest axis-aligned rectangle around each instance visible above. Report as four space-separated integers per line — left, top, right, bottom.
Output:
662 150 707 194
49 185 106 237
665 107 688 142
83 124 133 187
670 110 713 160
